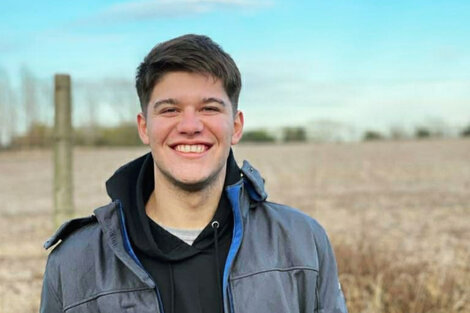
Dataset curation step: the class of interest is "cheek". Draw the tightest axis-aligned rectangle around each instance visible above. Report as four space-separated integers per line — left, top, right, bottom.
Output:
212 121 233 141
148 119 172 144
205 115 233 131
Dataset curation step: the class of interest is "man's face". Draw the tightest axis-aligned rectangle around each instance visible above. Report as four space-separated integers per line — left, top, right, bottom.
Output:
137 71 244 191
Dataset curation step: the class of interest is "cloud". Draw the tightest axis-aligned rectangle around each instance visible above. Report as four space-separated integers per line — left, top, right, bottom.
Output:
0 37 24 55
0 43 15 54
238 58 470 131
87 0 273 23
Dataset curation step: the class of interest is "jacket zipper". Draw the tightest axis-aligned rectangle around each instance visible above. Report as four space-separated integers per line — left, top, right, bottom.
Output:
118 201 165 313
223 181 246 313
228 283 236 313
118 178 246 313
315 274 320 313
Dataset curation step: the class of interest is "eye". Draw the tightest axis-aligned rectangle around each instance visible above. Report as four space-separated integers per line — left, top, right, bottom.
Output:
202 106 221 112
160 107 178 114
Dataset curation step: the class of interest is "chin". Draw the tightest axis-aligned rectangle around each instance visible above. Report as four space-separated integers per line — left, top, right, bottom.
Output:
164 171 220 193
156 160 226 192
173 179 211 192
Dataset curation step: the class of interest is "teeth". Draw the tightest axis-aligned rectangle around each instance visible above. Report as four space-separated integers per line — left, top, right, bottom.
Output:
175 144 207 153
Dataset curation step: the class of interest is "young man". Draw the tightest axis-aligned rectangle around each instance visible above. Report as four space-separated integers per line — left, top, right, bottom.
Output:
40 34 348 313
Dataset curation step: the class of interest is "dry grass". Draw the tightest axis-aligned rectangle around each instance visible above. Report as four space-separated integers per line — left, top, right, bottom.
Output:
0 139 469 313
335 230 469 313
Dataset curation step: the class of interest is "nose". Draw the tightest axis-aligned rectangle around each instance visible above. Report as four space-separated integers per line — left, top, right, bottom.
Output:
176 108 203 135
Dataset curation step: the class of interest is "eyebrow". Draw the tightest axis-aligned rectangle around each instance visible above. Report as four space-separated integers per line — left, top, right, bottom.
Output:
202 97 226 106
152 98 178 110
152 97 226 110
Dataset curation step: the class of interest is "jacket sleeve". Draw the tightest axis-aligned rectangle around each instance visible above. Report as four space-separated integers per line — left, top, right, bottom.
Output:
39 254 63 313
316 226 348 313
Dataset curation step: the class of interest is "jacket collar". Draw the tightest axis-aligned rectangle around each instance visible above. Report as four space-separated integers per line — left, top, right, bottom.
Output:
239 160 268 202
94 201 156 288
47 152 268 251
104 149 268 203
92 155 267 289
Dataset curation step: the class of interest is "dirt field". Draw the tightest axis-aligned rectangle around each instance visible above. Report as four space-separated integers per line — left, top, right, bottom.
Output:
1 139 469 313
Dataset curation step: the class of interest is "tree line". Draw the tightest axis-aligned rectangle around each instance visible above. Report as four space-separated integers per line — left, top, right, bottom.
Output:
1 67 469 149
4 122 470 148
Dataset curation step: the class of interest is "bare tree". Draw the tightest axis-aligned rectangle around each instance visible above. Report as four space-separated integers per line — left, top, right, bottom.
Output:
416 117 453 138
84 84 100 145
389 125 410 140
307 119 358 142
0 70 5 146
0 68 16 147
38 77 54 126
105 78 138 123
424 117 451 137
21 67 38 146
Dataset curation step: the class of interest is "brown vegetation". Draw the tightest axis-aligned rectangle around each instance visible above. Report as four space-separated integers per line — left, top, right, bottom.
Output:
0 139 469 313
335 232 469 313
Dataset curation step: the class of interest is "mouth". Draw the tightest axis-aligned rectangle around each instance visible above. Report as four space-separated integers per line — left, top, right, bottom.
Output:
172 144 211 154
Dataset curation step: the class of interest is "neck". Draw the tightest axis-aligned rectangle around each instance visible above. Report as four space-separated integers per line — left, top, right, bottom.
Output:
146 165 226 229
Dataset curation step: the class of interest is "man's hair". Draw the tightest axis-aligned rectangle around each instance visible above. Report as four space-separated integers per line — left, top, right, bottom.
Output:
136 34 242 114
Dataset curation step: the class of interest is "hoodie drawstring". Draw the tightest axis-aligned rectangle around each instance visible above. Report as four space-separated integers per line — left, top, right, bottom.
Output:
211 220 224 313
168 263 175 313
165 221 224 313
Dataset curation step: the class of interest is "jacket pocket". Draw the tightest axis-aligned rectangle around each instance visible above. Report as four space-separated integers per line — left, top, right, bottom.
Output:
64 288 158 313
229 267 318 313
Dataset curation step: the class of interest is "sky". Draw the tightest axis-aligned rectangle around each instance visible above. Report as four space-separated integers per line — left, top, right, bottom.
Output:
1 0 469 136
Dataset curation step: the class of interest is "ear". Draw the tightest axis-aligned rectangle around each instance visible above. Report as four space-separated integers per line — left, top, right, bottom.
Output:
137 112 150 145
231 110 244 145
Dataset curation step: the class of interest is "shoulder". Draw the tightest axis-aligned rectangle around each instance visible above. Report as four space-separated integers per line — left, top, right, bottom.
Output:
256 200 328 238
43 205 115 271
44 201 120 252
42 206 117 294
252 200 335 262
43 216 107 275
42 213 103 292
240 160 328 240
44 201 123 266
44 214 99 250
233 200 332 275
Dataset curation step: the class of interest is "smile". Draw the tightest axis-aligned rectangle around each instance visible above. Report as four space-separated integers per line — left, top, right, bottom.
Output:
174 144 209 153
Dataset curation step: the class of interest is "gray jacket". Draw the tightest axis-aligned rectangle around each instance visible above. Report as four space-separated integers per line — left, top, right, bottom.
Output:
40 161 348 313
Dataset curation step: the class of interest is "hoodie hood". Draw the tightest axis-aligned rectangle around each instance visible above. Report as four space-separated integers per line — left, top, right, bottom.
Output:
105 149 241 262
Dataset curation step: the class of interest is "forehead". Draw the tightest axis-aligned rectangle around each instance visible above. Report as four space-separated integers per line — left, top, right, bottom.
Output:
150 71 227 100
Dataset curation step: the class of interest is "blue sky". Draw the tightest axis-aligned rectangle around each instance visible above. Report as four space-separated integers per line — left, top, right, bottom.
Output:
1 0 469 136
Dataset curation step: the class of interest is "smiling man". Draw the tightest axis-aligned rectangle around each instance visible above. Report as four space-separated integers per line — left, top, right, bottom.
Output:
40 34 348 313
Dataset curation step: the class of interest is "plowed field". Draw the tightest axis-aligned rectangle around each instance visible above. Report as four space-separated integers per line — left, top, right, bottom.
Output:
1 139 469 313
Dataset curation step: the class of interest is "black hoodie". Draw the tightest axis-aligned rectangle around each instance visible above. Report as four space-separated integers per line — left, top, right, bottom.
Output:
105 151 241 313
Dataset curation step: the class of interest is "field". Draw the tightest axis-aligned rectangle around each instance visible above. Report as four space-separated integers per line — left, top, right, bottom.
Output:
0 139 469 313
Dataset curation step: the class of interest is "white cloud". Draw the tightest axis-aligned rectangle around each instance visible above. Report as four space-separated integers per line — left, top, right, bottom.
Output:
90 0 273 22
238 59 470 132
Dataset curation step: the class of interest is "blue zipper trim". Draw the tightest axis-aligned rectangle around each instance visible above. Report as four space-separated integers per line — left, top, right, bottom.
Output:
223 183 244 311
117 200 165 313
228 282 236 313
118 201 144 268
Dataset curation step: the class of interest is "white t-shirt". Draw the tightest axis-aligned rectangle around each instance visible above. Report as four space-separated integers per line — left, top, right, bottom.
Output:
161 226 204 246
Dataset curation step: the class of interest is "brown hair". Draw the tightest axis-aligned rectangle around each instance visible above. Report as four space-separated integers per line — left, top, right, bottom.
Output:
136 34 241 114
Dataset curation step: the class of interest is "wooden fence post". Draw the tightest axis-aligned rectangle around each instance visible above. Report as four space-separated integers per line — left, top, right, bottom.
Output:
54 74 74 227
